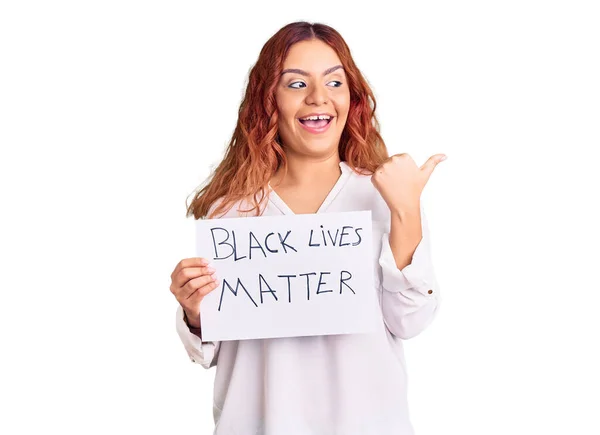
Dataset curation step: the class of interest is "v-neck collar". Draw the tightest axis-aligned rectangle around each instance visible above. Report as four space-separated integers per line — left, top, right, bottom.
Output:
267 161 351 215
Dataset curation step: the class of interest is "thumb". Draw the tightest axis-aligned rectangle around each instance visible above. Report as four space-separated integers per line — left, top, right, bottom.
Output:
420 154 447 181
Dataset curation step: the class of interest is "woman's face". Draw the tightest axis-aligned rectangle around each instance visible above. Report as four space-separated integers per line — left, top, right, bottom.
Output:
275 39 351 160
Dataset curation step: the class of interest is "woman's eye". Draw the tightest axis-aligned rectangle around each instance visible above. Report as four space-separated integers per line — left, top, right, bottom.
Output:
288 80 343 89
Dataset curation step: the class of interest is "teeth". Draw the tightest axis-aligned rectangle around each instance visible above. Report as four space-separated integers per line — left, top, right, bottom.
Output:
301 115 331 121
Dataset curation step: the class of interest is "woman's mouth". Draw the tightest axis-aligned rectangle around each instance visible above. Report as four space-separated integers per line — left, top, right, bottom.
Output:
298 116 334 134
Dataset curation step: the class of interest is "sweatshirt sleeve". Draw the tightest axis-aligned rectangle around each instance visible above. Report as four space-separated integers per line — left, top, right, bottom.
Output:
378 206 440 340
175 304 220 369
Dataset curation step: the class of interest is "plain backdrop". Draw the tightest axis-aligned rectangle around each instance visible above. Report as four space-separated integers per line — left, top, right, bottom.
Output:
1 1 599 434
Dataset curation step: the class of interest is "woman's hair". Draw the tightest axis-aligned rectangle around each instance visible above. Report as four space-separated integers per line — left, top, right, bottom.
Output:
186 21 389 219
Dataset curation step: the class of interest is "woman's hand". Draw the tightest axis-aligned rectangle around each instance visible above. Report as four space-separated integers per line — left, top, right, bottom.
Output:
371 153 446 213
170 257 219 328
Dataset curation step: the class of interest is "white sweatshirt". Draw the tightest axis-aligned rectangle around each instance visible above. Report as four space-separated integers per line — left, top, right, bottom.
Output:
175 161 440 435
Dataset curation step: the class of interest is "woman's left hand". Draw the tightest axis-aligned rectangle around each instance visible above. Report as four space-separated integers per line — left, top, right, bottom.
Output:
371 153 447 213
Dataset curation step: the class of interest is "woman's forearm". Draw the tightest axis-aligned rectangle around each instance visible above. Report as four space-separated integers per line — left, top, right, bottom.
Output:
388 206 423 270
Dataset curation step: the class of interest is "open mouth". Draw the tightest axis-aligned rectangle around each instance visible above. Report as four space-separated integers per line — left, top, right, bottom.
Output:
298 116 333 129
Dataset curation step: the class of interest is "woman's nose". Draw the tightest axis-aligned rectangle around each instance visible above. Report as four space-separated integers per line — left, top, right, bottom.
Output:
306 85 328 106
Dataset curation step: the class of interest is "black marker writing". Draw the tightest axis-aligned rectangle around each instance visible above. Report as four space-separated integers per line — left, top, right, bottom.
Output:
299 272 317 301
307 225 363 247
217 270 356 311
218 278 258 311
209 228 297 261
278 274 297 303
259 273 278 303
340 270 355 294
316 272 333 294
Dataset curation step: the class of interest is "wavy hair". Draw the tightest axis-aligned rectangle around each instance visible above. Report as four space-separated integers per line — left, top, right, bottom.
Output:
186 21 389 219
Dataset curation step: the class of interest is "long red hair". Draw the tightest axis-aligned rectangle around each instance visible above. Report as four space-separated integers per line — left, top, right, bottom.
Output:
186 21 389 219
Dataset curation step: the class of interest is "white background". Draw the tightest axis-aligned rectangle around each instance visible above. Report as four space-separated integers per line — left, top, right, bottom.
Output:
1 1 599 434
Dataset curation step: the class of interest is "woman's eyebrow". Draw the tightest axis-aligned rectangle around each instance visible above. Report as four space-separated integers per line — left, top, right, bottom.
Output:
281 65 344 77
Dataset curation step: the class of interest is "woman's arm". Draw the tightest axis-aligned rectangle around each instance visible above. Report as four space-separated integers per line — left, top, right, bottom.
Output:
378 205 440 339
176 304 221 368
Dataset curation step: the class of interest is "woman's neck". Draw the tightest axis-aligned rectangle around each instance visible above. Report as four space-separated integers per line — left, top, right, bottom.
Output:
271 153 342 189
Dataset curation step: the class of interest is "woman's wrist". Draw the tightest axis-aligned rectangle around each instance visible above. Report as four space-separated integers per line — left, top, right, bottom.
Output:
183 309 202 330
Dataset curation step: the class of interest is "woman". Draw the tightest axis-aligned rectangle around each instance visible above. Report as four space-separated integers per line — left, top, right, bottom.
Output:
170 21 446 435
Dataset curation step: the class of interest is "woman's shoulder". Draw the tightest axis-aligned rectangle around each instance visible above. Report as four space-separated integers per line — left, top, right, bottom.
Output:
341 161 373 182
341 162 389 212
205 191 268 220
342 162 379 192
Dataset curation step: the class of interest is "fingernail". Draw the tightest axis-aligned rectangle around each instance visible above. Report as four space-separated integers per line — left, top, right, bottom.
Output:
206 267 215 273
440 155 447 161
211 273 218 280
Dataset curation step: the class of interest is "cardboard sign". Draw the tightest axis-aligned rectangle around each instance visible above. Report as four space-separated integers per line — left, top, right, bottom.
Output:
195 211 380 341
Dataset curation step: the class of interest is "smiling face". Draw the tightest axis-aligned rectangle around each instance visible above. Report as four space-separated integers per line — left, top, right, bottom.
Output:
274 39 351 160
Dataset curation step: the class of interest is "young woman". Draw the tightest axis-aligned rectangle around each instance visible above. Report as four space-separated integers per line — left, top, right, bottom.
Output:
170 21 446 435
